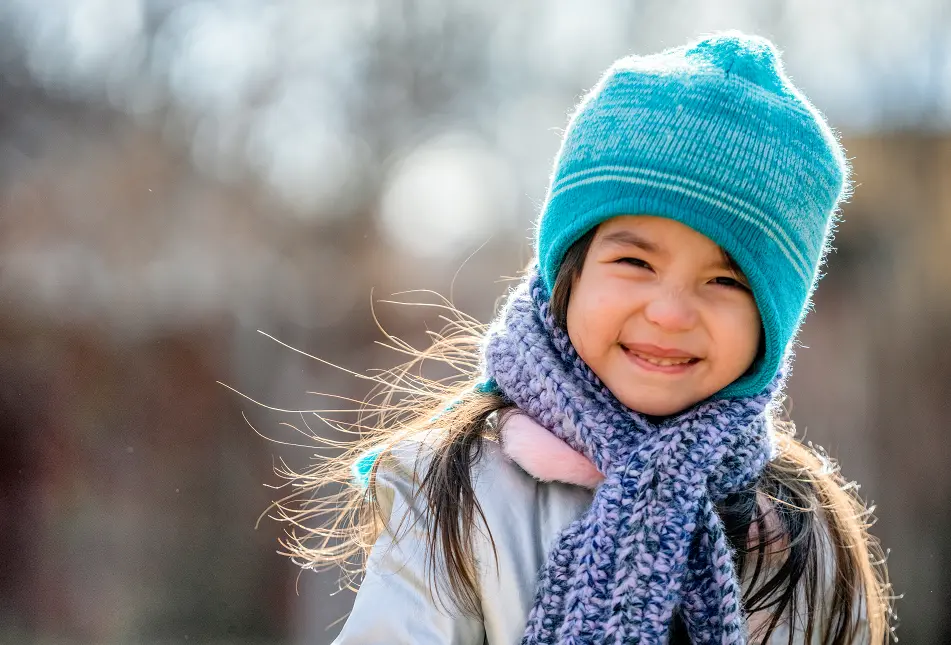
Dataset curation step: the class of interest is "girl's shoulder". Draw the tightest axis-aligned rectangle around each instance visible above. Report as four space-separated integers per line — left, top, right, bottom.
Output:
374 423 594 521
375 430 591 564
358 426 596 645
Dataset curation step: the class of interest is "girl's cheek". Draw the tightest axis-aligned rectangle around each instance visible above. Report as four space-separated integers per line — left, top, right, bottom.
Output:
591 288 616 316
572 304 600 350
724 303 761 356
593 272 632 306
570 291 608 355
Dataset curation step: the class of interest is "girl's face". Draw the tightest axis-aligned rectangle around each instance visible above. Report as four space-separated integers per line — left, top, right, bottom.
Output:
566 215 761 416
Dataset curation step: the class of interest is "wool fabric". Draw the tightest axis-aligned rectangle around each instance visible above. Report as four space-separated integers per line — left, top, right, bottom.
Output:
535 31 849 398
481 270 780 644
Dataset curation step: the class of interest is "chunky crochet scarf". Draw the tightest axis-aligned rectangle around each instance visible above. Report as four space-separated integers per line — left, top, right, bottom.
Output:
481 271 780 644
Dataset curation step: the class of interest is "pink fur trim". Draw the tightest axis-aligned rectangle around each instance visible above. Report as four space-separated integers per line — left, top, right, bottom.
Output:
499 413 604 489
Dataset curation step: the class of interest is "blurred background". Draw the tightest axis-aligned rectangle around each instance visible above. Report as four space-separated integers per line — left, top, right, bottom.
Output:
0 1 948 643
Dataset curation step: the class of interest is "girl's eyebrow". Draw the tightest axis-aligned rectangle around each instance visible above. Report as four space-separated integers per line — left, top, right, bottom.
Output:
601 229 743 276
599 230 661 254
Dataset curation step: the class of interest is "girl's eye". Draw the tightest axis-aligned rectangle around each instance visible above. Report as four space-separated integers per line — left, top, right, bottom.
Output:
711 276 750 291
617 257 652 270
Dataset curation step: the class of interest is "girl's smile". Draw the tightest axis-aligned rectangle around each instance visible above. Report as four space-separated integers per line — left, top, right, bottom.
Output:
621 342 700 374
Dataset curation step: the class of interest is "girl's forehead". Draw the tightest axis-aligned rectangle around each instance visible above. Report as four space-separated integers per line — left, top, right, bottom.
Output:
596 215 718 247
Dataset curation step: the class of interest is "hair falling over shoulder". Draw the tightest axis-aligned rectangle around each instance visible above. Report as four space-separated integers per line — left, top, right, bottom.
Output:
257 251 897 643
254 290 515 613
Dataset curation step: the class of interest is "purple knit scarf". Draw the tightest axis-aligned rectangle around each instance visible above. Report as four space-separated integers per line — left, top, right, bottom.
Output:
481 271 780 644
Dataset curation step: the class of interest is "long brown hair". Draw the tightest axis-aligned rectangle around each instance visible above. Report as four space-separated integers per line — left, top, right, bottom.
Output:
266 230 895 643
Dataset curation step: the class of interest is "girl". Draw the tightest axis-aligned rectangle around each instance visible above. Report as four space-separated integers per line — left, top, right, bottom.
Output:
275 32 893 643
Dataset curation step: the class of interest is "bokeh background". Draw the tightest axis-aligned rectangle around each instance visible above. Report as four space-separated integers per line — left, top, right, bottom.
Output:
1 1 948 643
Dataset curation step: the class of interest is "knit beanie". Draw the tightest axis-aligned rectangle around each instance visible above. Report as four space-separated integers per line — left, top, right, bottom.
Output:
536 31 850 399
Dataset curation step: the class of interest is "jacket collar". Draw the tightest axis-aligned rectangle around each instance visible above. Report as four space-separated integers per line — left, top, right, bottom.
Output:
498 411 604 489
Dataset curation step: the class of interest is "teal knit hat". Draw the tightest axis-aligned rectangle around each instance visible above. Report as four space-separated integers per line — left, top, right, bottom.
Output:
536 31 850 399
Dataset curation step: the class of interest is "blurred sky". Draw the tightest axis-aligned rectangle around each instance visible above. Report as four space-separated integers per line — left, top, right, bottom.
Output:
3 0 951 249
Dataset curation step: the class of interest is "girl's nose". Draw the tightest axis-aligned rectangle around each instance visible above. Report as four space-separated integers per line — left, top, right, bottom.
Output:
643 292 699 332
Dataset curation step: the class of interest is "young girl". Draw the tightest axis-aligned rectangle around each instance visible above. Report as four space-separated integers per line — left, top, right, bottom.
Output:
276 31 893 643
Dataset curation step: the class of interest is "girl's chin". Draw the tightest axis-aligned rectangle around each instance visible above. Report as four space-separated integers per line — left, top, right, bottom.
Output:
612 386 703 417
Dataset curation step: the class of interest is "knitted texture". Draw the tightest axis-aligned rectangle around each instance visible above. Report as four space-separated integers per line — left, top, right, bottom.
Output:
481 271 780 644
535 31 849 399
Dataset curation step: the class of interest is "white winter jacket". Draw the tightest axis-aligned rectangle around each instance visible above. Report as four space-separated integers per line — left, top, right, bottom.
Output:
331 412 865 644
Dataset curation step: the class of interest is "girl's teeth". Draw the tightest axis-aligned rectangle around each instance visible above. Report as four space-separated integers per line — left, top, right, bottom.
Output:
634 352 693 366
